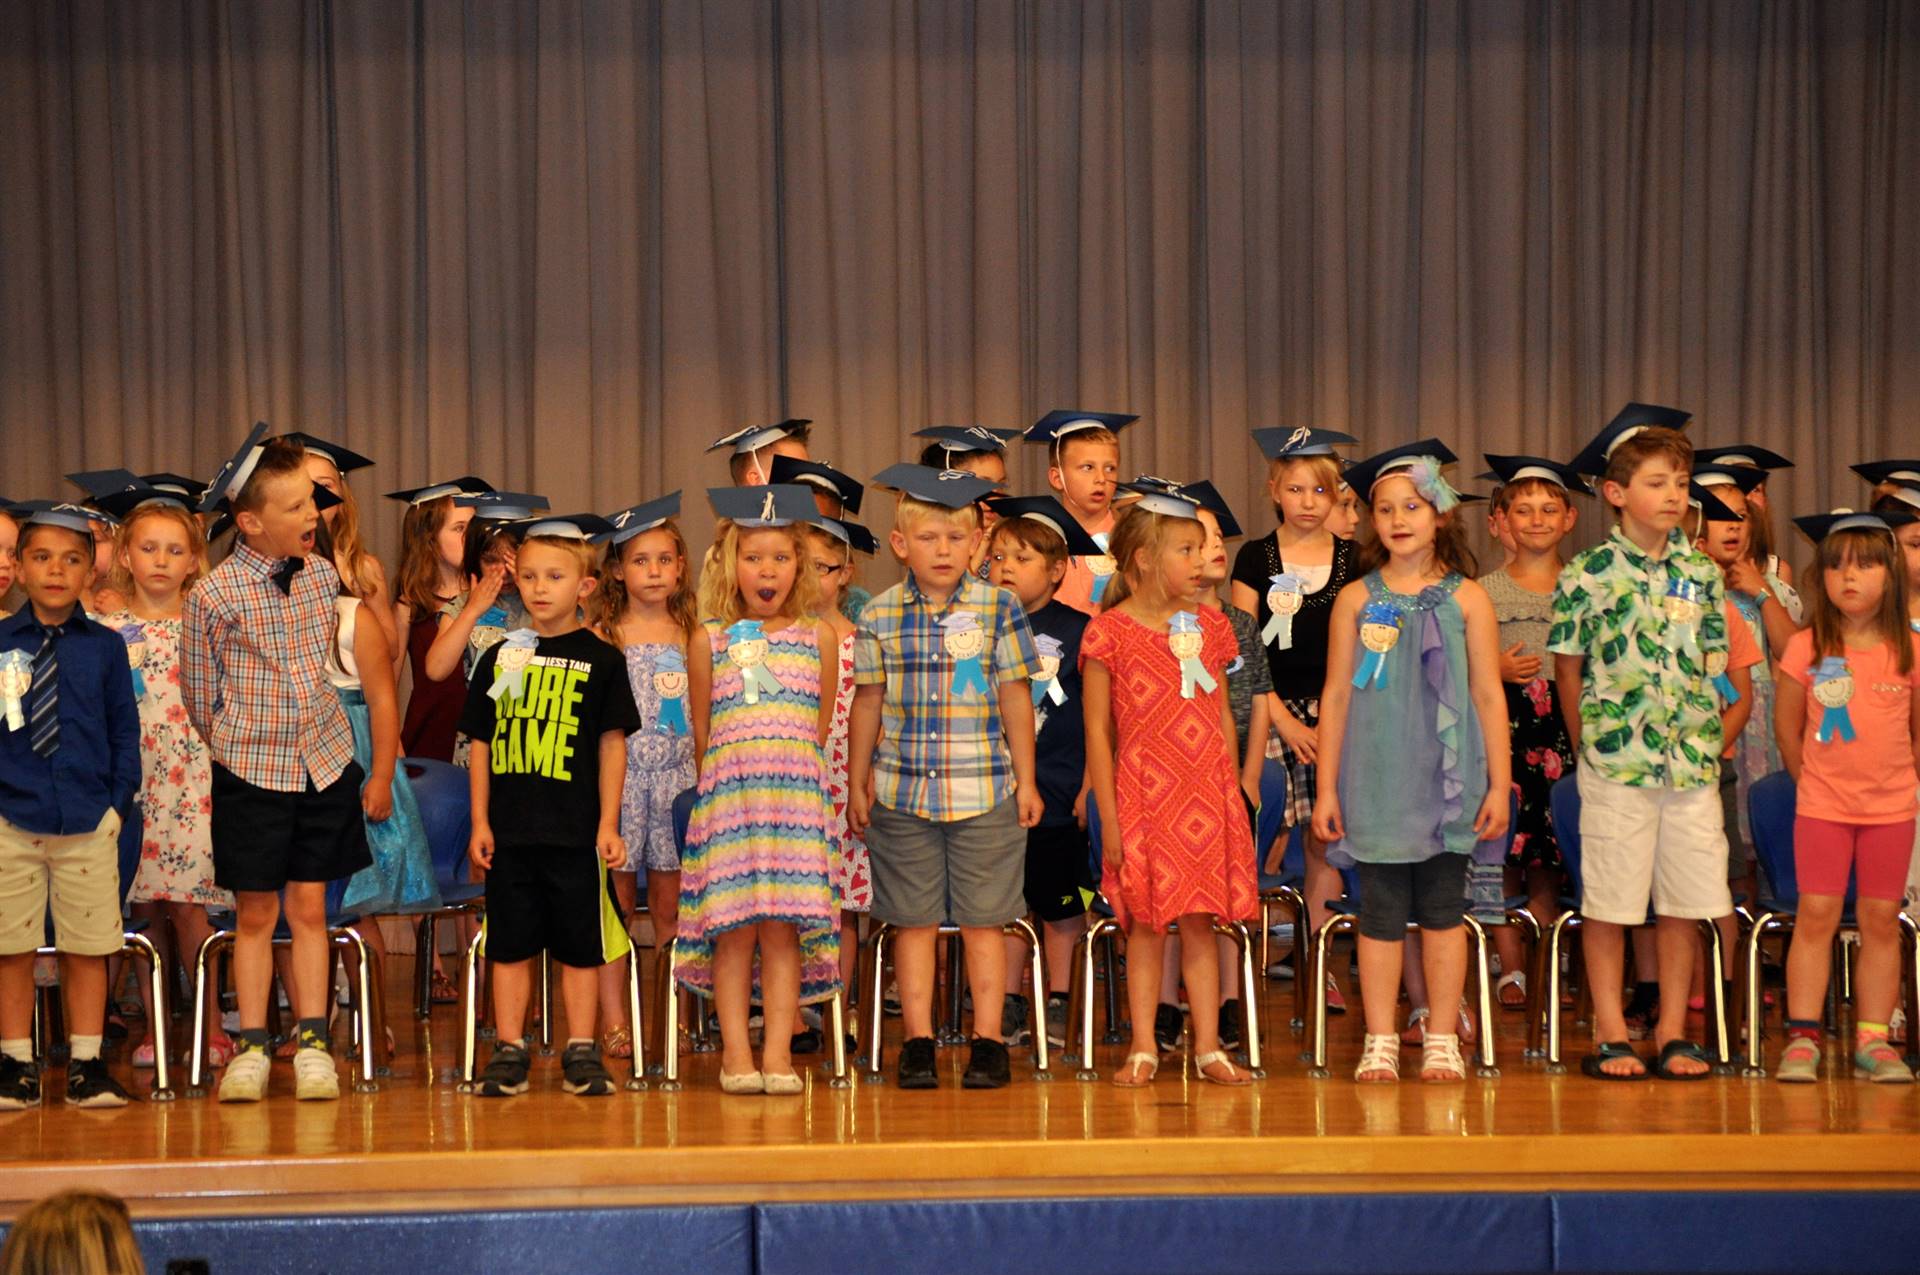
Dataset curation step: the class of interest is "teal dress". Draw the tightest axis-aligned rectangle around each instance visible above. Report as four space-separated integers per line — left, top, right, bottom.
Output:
1331 573 1496 868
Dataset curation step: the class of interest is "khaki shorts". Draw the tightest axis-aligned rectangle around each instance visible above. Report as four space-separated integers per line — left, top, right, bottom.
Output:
0 809 125 957
1576 767 1731 924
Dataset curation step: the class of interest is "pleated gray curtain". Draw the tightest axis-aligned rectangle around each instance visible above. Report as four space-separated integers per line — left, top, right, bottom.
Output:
2 0 1916 563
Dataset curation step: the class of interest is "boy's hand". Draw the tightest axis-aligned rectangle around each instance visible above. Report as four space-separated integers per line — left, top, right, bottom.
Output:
848 771 874 837
362 775 393 823
1499 642 1542 684
1072 786 1088 829
1276 714 1318 764
1725 557 1766 596
1472 789 1509 843
468 825 494 872
1241 773 1262 814
598 826 625 868
1311 794 1344 845
1015 781 1044 829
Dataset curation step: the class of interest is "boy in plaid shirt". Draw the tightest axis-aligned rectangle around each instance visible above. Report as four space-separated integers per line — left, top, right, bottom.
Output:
183 428 370 1103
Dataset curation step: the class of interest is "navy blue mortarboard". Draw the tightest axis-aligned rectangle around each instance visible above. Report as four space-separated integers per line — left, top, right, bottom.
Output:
1688 483 1745 524
1569 402 1692 478
1479 454 1594 497
709 484 827 528
706 420 811 457
1691 464 1768 498
768 456 864 515
816 516 878 555
460 491 550 522
1852 459 1920 489
1023 410 1139 447
1128 475 1242 538
1342 439 1463 505
279 432 375 474
141 472 210 505
606 492 683 545
1250 427 1360 461
1692 444 1793 472
870 464 1000 509
66 469 146 501
93 480 196 521
5 500 102 541
913 426 1019 455
1114 479 1202 521
1794 508 1919 543
982 495 1105 556
514 512 618 544
199 422 273 513
385 476 494 506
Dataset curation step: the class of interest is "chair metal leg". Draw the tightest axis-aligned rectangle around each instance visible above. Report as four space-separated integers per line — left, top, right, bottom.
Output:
1742 913 1785 1076
825 989 850 1088
1007 917 1051 1078
1462 915 1498 1077
1307 913 1356 1076
414 915 435 1019
122 932 174 1101
623 942 647 1091
1544 911 1581 1072
537 950 553 1054
337 926 382 1091
1696 918 1733 1071
1898 911 1920 1070
1066 924 1098 1079
1099 928 1124 1043
937 928 968 1046
865 923 893 1082
457 926 485 1091
1213 919 1264 1077
657 945 682 1092
186 930 232 1097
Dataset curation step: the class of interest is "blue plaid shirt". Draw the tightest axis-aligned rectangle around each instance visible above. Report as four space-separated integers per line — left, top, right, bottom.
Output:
854 573 1039 821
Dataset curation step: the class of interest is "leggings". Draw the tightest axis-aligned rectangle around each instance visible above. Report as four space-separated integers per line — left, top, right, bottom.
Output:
1792 816 1915 901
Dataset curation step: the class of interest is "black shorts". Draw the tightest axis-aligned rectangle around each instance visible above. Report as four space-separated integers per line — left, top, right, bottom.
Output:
482 843 632 968
1355 853 1469 941
1024 822 1093 922
211 761 372 894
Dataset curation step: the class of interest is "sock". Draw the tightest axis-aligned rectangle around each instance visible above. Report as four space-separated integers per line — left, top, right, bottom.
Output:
1785 1019 1822 1044
234 1027 271 1054
68 1034 102 1062
1856 1021 1890 1045
1 1038 34 1064
295 1017 329 1052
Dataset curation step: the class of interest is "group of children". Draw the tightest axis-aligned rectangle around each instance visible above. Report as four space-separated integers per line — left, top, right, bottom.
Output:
0 404 1915 1108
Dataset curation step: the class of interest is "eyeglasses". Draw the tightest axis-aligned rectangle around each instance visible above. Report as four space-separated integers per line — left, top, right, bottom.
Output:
812 560 849 576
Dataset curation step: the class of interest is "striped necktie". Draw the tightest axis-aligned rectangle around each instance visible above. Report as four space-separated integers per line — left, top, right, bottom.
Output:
28 625 62 758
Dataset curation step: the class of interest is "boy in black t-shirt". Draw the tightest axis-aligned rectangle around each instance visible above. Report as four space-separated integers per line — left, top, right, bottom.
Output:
459 517 641 1097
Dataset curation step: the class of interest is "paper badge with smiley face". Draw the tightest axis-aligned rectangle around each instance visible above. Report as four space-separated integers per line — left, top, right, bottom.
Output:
1169 611 1217 699
487 629 541 702
941 611 991 697
117 623 149 700
652 646 691 735
725 619 787 704
0 649 31 731
1352 598 1405 691
1811 656 1857 743
1261 572 1305 651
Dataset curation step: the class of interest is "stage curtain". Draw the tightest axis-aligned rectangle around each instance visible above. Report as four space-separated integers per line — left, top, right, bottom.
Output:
2 0 1916 559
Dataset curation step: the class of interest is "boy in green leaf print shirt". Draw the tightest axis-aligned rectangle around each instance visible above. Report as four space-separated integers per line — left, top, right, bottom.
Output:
1549 408 1731 1081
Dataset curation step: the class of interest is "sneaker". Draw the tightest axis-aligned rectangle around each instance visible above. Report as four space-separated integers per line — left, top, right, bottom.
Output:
1044 994 1070 1050
477 1043 532 1097
218 1048 271 1103
1002 994 1032 1047
292 1047 340 1101
65 1057 131 1109
882 980 902 1017
561 1042 616 1096
896 1036 938 1089
1775 1037 1821 1084
962 1037 1012 1089
1218 998 1244 1052
1153 1002 1184 1053
1324 972 1347 1015
1854 1038 1915 1085
0 1056 42 1110
789 1029 823 1056
132 1041 157 1070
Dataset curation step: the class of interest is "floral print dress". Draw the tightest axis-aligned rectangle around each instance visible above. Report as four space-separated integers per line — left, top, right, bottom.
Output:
1480 571 1572 873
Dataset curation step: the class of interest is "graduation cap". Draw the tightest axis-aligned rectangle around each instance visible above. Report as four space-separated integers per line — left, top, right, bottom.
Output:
768 456 864 515
1134 477 1241 538
460 490 550 522
982 495 1106 557
1852 460 1920 489
1114 480 1202 521
1692 444 1793 472
913 426 1019 455
1688 483 1745 524
93 479 196 521
1479 454 1594 497
1023 410 1139 447
385 476 494 506
1691 464 1768 497
141 472 209 505
1251 427 1360 461
706 420 811 456
870 464 1000 510
1568 402 1692 478
4 500 102 541
709 484 827 528
514 513 619 544
66 468 146 500
198 422 273 513
1875 484 1920 515
606 492 683 545
1342 439 1462 505
1793 508 1919 543
816 516 878 555
278 432 375 474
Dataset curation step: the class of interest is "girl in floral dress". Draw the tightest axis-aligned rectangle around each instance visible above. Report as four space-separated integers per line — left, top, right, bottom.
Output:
804 520 874 1005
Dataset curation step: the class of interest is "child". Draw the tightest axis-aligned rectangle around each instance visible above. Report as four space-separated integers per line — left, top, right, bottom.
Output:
1695 443 1801 630
1862 472 1920 631
1312 442 1510 1084
677 486 841 1094
1772 509 1920 1083
55 472 129 615
1549 403 1732 1081
291 433 397 651
848 464 1043 1090
0 1189 145 1274
461 513 639 1098
916 426 1018 579
770 455 875 623
0 502 140 1109
1082 489 1257 1086
1327 480 1361 543
183 428 370 1103
1230 427 1360 1010
593 494 700 1060
425 495 545 755
984 494 1102 1049
387 476 491 763
0 505 16 612
1023 410 1137 615
1477 455 1585 1010
94 490 232 1071
708 420 813 487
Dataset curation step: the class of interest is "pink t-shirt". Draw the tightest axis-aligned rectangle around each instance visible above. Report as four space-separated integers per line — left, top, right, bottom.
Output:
1720 599 1764 760
1053 509 1118 617
1781 628 1920 824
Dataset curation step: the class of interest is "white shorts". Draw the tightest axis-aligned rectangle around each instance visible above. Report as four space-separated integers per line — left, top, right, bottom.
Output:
1576 767 1731 924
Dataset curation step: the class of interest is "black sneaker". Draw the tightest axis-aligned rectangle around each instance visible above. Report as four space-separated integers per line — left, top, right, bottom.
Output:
897 1036 939 1089
1218 998 1244 1052
561 1042 615 1096
1002 994 1032 1047
1153 1002 1185 1053
477 1043 531 1097
790 1028 823 1056
65 1056 131 1109
962 1037 1011 1089
0 1056 42 1110
1044 994 1070 1050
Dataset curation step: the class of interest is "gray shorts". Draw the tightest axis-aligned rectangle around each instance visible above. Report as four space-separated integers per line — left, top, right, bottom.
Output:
1355 853 1470 941
1719 759 1752 882
865 796 1025 928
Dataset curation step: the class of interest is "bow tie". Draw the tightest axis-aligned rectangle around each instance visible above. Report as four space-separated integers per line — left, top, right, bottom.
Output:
271 557 305 595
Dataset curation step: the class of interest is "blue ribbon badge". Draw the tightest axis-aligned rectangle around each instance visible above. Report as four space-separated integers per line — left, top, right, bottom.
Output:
0 649 31 731
1085 531 1117 606
725 620 786 704
1663 577 1703 661
1811 656 1857 744
1260 573 1305 650
487 629 540 702
1169 611 1217 700
1352 598 1404 691
941 610 991 698
1029 632 1068 713
117 623 148 701
1705 648 1740 706
652 646 691 735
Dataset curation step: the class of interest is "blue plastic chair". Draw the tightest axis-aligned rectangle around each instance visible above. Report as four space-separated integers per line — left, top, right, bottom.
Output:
407 758 484 1019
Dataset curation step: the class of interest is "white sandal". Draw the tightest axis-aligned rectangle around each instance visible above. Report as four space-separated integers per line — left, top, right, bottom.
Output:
1194 1050 1251 1086
1495 970 1528 1010
1421 1032 1466 1082
1112 1051 1160 1087
1355 1032 1400 1083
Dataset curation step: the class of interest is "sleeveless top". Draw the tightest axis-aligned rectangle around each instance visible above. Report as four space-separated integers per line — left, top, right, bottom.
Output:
326 597 362 691
1232 532 1358 699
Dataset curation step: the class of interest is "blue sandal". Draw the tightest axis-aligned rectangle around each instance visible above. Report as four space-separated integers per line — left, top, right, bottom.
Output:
1654 1038 1712 1081
1580 1040 1647 1081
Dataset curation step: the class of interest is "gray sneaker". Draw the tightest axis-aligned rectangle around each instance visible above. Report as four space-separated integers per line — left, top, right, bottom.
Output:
1001 994 1032 1047
1044 994 1069 1050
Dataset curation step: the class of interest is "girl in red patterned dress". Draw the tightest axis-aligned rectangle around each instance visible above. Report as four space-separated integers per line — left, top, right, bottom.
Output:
1082 490 1257 1087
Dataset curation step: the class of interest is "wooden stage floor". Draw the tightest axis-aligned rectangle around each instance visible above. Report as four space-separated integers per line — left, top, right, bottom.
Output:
4 949 1918 1221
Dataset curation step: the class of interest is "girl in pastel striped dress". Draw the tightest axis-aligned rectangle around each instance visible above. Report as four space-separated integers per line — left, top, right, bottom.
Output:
676 492 843 1095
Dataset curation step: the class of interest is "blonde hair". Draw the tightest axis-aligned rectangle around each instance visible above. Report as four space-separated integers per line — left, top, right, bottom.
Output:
593 521 698 643
518 534 599 580
1805 528 1914 676
0 1189 145 1275
893 494 980 535
697 521 824 627
1270 455 1344 514
306 454 382 600
394 495 460 615
107 503 207 602
1100 505 1203 611
1052 429 1120 468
